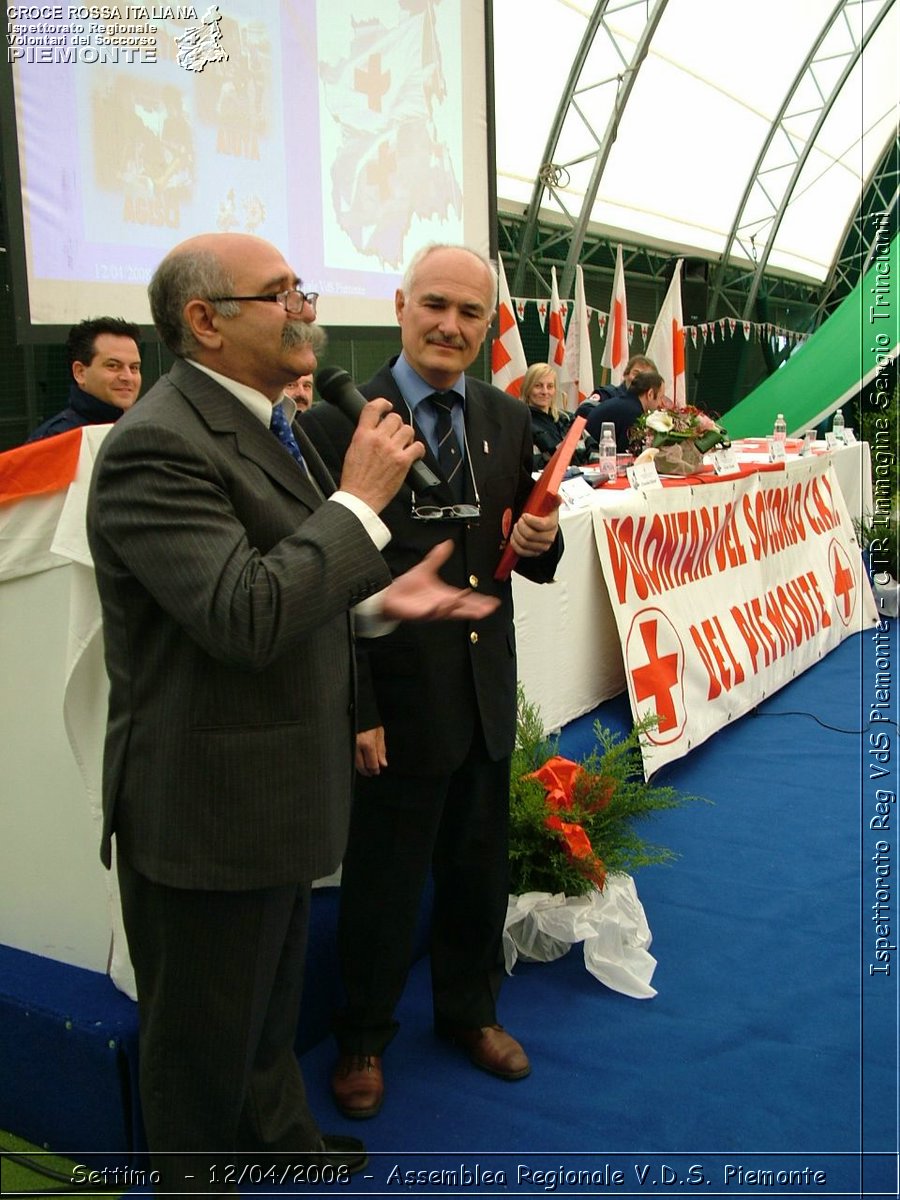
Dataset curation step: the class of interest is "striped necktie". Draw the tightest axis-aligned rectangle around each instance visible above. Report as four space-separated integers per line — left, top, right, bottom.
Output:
269 403 308 475
424 392 464 501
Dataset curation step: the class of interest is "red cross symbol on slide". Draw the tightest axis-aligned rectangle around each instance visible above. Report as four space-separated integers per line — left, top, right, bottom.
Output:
829 540 856 625
355 53 390 112
366 141 397 201
627 610 685 743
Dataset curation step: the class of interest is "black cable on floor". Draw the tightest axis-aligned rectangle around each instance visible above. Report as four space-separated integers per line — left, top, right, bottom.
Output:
749 706 900 737
0 1142 122 1192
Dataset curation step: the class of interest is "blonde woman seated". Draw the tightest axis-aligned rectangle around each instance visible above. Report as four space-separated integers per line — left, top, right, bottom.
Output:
521 362 594 471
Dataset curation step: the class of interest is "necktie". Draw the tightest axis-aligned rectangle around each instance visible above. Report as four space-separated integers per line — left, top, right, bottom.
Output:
425 393 464 501
269 403 308 475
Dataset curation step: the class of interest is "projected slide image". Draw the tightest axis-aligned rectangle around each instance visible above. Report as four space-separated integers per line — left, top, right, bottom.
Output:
317 0 464 272
195 13 272 163
90 76 196 223
4 0 490 328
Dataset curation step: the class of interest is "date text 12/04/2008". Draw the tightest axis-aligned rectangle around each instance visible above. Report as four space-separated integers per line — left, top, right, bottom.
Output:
71 1162 351 1188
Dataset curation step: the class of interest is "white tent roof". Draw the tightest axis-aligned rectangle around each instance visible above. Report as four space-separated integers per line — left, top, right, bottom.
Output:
492 0 899 283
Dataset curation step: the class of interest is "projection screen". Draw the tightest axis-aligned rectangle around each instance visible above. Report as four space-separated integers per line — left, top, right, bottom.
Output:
1 0 494 335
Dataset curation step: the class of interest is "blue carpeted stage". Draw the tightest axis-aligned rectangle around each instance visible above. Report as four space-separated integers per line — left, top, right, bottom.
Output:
1 628 897 1196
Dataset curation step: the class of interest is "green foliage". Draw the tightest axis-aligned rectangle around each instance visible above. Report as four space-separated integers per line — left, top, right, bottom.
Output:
509 688 706 897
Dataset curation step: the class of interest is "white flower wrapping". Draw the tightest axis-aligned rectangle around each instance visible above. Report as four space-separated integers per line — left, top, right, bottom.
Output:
503 875 658 999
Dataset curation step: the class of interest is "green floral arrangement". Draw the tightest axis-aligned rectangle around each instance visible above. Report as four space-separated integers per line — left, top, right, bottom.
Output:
509 689 704 897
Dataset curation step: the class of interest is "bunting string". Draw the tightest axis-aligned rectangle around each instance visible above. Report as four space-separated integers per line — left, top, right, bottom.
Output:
506 296 810 348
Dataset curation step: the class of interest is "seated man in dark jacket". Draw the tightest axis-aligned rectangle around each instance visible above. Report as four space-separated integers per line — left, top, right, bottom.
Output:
575 353 657 421
26 317 142 443
585 368 666 453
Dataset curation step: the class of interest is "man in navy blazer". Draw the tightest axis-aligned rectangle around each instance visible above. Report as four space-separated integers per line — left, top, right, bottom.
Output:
86 232 498 1193
301 244 563 1120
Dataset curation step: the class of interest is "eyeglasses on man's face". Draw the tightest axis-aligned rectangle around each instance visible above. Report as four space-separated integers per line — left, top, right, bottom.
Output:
208 287 319 315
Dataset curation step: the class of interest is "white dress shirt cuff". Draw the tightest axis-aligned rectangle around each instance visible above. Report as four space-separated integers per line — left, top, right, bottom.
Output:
329 491 397 636
328 490 390 550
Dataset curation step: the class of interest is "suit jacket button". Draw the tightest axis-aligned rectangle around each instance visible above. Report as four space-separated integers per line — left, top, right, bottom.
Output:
469 574 479 588
469 631 479 644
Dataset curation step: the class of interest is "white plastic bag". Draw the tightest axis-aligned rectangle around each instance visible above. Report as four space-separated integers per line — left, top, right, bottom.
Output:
503 875 657 999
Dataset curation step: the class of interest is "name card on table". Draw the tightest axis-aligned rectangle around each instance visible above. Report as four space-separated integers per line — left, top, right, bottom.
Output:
558 473 597 508
768 438 787 463
712 445 739 475
825 431 839 450
843 428 857 445
626 460 663 491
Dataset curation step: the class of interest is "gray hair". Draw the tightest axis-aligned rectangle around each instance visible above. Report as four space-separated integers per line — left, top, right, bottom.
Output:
401 243 499 313
148 249 240 358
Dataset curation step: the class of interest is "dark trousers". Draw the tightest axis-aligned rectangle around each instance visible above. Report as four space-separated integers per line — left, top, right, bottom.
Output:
335 735 511 1056
117 855 320 1194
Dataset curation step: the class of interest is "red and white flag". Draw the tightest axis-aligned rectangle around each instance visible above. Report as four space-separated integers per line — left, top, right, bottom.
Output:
600 244 629 384
647 259 686 408
561 265 594 412
548 266 566 370
491 255 528 397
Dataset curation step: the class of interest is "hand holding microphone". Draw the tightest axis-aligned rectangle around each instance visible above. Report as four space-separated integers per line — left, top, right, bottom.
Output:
316 366 441 499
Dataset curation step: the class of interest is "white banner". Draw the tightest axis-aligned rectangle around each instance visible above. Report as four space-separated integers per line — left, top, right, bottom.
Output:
590 456 880 776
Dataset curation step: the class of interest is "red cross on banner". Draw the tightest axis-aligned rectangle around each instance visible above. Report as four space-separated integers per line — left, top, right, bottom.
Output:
830 542 856 624
628 612 685 740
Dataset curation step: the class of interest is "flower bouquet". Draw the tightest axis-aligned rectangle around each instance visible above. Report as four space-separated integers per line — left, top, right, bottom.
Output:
629 405 729 475
505 690 705 997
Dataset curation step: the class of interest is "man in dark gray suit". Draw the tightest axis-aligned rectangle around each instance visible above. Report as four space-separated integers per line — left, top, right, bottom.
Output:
86 232 498 1193
301 245 562 1120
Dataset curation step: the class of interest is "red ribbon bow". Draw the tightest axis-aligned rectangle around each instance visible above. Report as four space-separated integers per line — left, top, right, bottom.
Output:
526 756 607 889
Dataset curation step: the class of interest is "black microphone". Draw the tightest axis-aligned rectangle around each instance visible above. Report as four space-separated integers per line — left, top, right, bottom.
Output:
315 365 442 495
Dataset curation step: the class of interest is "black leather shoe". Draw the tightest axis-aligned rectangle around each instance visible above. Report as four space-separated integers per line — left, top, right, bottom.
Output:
294 1134 368 1175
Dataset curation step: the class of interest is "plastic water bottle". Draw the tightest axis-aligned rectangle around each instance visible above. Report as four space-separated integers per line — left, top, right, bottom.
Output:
773 413 787 443
832 408 845 443
597 424 617 483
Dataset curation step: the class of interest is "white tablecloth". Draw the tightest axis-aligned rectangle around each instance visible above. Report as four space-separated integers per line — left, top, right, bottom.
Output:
0 427 120 978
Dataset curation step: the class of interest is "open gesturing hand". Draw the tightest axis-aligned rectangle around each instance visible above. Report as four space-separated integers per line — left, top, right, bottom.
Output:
381 541 500 622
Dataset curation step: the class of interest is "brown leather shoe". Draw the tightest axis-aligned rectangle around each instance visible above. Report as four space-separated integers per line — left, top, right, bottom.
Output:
443 1024 531 1080
331 1054 384 1119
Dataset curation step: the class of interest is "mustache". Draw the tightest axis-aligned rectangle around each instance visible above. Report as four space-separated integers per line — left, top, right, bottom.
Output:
426 334 465 350
282 321 328 355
